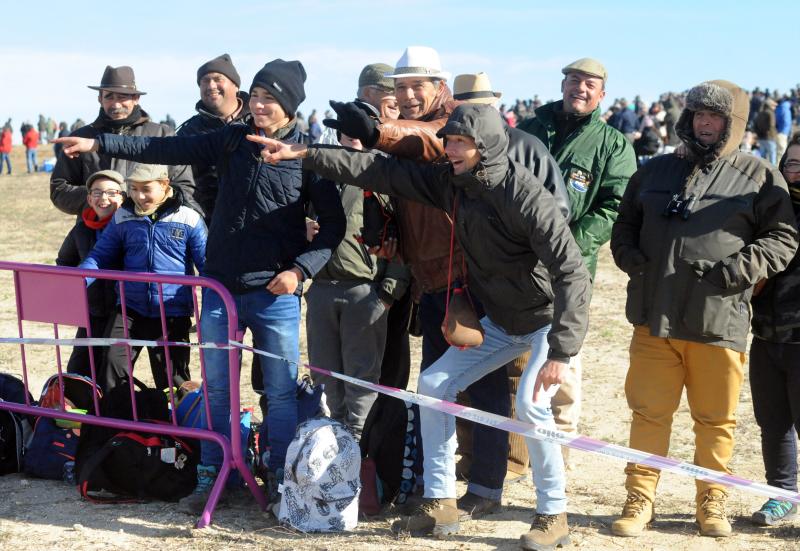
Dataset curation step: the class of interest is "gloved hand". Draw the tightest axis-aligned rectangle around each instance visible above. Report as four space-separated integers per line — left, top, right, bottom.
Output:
323 100 379 148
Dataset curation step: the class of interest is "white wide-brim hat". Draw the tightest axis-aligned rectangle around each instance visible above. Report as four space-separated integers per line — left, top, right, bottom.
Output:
384 46 452 81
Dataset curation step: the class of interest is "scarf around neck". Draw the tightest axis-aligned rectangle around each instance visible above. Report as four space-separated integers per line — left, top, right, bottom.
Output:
82 207 115 230
97 105 144 131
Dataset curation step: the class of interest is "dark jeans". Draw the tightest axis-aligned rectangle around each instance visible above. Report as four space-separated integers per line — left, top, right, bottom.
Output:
750 337 800 492
105 308 192 393
417 288 510 495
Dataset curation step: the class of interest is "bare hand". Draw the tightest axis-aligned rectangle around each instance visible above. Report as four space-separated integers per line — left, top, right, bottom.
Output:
52 136 99 158
532 359 568 404
368 237 398 259
245 134 308 164
267 268 303 295
306 218 320 242
752 279 767 296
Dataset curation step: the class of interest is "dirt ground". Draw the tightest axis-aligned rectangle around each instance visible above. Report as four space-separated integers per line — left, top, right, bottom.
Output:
0 144 798 550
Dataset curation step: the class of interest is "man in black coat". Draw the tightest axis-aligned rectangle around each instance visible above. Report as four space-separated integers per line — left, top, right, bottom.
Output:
50 65 198 217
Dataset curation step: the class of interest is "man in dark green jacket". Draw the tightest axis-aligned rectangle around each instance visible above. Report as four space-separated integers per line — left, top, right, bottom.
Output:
518 58 636 443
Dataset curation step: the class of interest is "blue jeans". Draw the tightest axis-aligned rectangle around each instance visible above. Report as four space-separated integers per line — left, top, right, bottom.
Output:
759 139 777 165
199 288 299 472
25 148 37 173
0 152 10 174
418 290 510 499
418 318 567 514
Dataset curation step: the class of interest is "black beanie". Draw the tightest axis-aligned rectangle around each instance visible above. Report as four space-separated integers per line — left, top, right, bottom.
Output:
249 59 307 115
197 53 241 88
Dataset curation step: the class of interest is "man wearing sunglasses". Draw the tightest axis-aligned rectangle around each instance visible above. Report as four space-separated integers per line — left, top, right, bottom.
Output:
50 65 198 217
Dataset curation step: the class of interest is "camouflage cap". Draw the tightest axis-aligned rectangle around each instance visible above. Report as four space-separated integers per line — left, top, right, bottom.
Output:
126 163 169 183
358 63 395 90
85 169 125 189
561 58 607 81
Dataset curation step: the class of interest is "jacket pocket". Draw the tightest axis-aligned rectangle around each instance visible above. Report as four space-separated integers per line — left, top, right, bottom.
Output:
681 274 750 339
624 263 648 326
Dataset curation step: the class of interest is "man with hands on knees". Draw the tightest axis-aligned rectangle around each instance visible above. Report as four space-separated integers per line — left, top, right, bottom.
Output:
246 103 591 551
57 59 346 514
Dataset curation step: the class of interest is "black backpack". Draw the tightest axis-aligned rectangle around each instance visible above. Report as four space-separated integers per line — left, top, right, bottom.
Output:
359 394 418 504
78 428 198 502
75 378 171 481
0 373 34 475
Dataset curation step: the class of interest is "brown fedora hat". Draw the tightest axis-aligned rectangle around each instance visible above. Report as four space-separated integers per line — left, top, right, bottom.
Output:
88 65 147 95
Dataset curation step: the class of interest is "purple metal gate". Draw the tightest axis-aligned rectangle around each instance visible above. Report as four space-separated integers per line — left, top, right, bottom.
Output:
0 261 266 527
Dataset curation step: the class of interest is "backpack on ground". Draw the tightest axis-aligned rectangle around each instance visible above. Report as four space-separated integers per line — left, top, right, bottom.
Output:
0 373 34 475
278 418 361 532
22 373 102 480
75 378 170 482
359 394 418 507
78 428 198 502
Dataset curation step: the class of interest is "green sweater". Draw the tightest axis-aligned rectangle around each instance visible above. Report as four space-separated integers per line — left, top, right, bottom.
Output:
518 101 636 277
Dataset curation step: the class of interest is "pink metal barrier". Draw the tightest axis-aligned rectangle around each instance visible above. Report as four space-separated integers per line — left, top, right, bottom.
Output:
0 260 266 528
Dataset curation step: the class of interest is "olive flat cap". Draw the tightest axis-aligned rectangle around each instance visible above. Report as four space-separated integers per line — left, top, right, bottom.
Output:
86 169 125 189
561 58 607 81
358 63 394 90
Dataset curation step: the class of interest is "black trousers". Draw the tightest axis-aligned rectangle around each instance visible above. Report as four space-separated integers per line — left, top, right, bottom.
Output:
750 337 800 492
66 314 115 382
105 308 192 393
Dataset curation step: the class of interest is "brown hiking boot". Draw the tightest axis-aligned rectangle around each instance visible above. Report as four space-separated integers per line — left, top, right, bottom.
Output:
519 512 570 550
457 492 501 521
696 489 732 537
391 497 459 537
611 493 654 537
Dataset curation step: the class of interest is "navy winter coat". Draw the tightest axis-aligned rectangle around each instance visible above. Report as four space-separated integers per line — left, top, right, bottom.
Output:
98 120 346 294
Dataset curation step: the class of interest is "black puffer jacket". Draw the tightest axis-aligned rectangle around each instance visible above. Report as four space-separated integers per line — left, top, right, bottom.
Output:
177 92 251 224
97 119 346 294
304 104 591 360
56 219 117 317
50 109 198 216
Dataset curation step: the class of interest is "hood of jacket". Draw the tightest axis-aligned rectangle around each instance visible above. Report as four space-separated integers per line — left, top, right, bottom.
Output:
675 79 749 164
437 103 510 192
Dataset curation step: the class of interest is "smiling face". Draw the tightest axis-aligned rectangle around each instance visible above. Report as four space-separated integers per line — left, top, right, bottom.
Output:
127 179 169 212
561 72 605 115
692 109 727 146
445 134 481 175
249 86 290 135
87 178 124 218
98 91 139 120
393 77 441 120
199 72 239 116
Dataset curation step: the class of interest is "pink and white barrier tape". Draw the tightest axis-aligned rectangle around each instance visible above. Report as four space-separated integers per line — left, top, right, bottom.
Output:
5 335 797 504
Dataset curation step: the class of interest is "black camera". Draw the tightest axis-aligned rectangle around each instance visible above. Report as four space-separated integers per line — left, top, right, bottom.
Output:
662 193 696 220
360 191 397 248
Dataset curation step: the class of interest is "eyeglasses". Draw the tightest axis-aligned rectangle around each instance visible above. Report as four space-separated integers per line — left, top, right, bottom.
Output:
784 161 800 174
89 189 123 198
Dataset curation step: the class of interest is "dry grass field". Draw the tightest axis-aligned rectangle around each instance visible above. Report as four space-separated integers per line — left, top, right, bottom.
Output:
0 144 798 550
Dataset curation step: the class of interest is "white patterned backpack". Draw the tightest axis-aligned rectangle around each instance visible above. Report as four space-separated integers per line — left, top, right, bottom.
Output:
278 418 361 532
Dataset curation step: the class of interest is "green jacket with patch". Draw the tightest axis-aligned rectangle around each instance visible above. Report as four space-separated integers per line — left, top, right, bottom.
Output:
518 101 636 277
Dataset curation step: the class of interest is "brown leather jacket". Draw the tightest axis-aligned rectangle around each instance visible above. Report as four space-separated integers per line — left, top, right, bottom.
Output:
374 85 465 296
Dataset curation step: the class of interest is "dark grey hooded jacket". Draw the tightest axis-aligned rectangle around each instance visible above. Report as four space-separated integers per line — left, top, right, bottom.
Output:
303 103 591 361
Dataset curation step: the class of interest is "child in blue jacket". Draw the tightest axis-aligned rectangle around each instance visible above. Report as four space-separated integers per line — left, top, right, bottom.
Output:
80 163 207 392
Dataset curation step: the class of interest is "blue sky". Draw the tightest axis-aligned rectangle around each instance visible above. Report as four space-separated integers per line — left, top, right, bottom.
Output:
1 1 797 143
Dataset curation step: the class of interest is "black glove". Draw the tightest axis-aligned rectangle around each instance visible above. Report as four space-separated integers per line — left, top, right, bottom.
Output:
322 100 379 147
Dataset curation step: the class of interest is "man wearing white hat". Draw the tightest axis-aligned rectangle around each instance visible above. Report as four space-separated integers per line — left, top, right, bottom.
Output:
324 48 515 515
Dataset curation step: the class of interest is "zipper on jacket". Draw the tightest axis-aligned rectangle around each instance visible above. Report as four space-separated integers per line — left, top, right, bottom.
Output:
147 217 156 317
